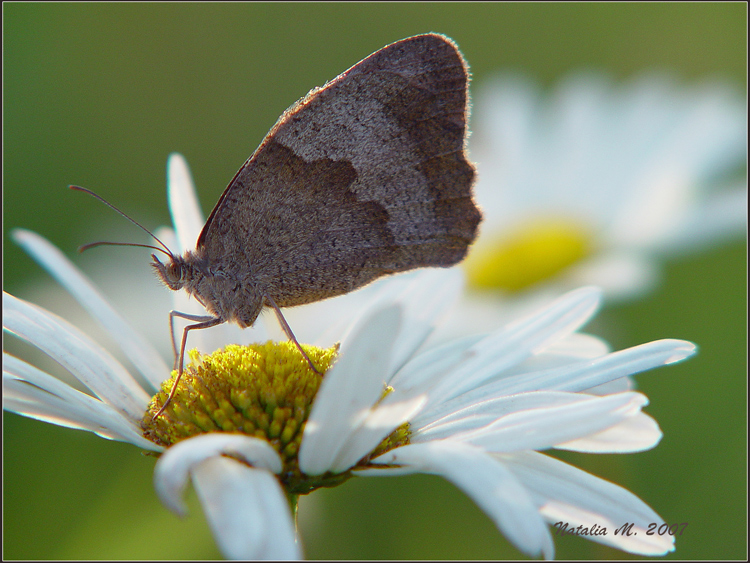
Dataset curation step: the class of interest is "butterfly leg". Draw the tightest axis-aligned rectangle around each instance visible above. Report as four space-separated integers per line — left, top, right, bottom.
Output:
264 293 321 374
168 310 217 368
153 314 224 419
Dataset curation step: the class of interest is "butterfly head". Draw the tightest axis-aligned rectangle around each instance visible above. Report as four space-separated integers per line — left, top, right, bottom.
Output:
152 253 187 291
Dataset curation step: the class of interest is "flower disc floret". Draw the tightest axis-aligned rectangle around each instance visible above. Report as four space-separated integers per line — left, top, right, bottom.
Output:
143 342 335 452
142 341 410 495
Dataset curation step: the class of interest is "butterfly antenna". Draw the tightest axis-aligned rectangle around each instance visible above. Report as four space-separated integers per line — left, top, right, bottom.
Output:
70 185 173 257
77 240 172 255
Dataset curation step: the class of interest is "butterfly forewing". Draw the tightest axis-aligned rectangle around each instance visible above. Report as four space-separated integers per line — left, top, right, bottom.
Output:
196 33 481 309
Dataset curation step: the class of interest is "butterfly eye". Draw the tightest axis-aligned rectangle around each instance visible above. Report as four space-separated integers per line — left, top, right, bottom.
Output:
167 262 182 283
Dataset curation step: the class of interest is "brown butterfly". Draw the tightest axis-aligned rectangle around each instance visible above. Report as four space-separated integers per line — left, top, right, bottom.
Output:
76 33 481 417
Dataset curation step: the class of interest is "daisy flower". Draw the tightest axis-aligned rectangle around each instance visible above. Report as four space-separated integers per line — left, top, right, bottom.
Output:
4 154 696 559
461 71 746 323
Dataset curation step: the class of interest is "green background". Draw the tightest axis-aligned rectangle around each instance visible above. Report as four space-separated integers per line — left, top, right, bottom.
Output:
3 3 746 560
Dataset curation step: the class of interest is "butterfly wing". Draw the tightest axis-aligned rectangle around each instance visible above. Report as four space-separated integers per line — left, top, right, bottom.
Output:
198 33 481 308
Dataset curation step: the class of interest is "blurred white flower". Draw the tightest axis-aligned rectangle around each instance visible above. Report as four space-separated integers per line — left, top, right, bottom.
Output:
461 72 746 326
4 154 697 559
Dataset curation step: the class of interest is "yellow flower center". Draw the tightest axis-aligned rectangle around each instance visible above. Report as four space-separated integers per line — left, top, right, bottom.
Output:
465 218 593 292
141 341 409 495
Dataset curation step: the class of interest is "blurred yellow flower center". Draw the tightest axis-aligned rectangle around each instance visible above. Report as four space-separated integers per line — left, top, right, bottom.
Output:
141 341 409 494
465 218 593 292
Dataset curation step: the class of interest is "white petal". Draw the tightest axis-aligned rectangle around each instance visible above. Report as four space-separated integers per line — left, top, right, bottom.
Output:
503 451 675 555
418 287 603 410
453 392 649 453
3 354 159 450
417 390 644 444
280 282 385 346
606 163 698 248
369 441 555 559
153 433 282 516
329 393 426 473
507 338 695 394
3 292 150 420
167 153 205 253
543 332 610 358
654 180 748 254
416 338 694 429
299 304 400 476
390 334 483 395
11 229 169 389
192 457 301 560
622 77 745 187
415 391 601 442
385 269 464 374
583 376 634 395
557 411 662 453
489 335 610 379
564 252 659 301
543 500 674 555
336 269 463 375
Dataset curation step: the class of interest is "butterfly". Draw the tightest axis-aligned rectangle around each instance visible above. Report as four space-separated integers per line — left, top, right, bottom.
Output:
76 33 481 417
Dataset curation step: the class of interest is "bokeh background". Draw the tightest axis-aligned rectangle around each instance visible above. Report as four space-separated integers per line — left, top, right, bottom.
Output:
3 3 746 560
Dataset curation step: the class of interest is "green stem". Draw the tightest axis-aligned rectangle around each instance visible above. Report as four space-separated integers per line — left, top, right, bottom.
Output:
287 492 299 532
